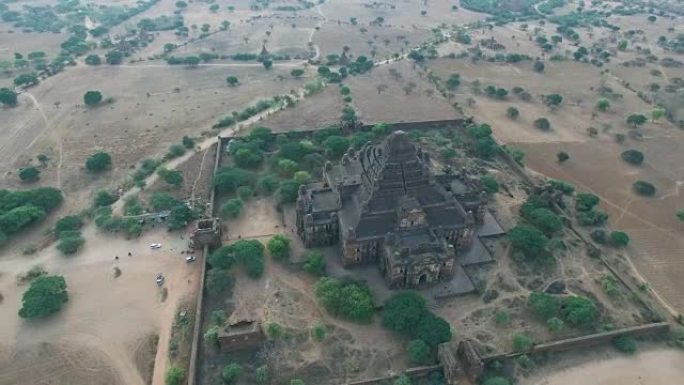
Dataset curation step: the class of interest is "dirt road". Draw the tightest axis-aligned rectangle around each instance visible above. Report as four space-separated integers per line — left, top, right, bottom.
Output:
528 349 684 385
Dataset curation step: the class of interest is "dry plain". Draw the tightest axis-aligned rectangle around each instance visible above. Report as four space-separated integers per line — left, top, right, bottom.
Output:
1 0 684 384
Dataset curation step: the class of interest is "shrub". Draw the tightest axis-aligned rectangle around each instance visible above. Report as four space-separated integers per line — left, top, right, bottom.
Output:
621 149 644 165
266 322 283 339
633 181 656 196
55 215 82 236
83 90 103 106
534 117 551 130
494 309 510 326
304 251 325 275
527 208 563 235
312 324 326 341
547 317 564 332
220 199 243 218
528 292 561 319
157 168 184 187
613 335 637 354
85 54 101 65
610 231 629 247
560 295 598 328
512 334 534 352
18 275 68 319
590 229 607 243
19 167 40 182
393 375 412 385
267 234 290 260
86 152 112 172
483 377 510 385
165 366 185 385
165 144 186 160
221 363 243 385
93 190 117 207
0 87 18 106
576 210 608 226
481 175 499 194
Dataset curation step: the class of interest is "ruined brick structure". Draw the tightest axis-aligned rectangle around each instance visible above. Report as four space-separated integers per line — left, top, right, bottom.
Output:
296 131 486 289
190 218 221 248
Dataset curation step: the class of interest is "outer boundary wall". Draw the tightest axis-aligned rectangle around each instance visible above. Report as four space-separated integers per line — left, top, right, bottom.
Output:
187 141 222 385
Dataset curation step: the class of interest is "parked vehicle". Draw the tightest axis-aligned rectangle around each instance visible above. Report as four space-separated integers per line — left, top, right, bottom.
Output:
150 243 162 249
185 255 196 263
156 273 164 286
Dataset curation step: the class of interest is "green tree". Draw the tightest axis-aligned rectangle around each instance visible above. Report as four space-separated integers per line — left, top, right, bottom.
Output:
182 136 195 149
157 168 184 187
226 76 239 86
382 291 426 333
610 231 629 247
677 211 684 222
150 192 179 211
407 339 431 364
19 167 40 182
220 198 243 218
527 208 563 235
633 181 656 196
506 106 519 119
83 90 103 106
414 312 452 347
262 59 273 70
267 234 291 260
55 215 82 237
445 73 460 90
560 295 598 327
617 40 628 51
221 363 243 384
315 277 374 323
18 275 68 319
528 292 561 319
508 225 549 260
175 1 187 8
86 152 112 172
93 190 117 207
291 68 304 77
544 94 563 109
205 268 233 294
575 192 600 212
626 114 647 127
304 251 326 275
596 98 610 112
0 87 18 106
257 174 280 195
323 136 350 158
85 54 101 65
214 167 256 193
168 203 194 230
14 73 39 87
165 366 185 385
621 149 644 165
557 151 569 163
534 117 551 130
533 60 545 73
237 186 253 200
56 231 85 255
105 50 123 65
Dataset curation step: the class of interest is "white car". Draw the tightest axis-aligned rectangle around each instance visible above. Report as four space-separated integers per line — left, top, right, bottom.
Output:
185 255 196 263
150 243 162 249
156 274 164 286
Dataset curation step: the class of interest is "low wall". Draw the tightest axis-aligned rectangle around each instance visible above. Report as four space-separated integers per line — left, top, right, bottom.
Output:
482 322 670 362
187 140 223 385
345 365 443 385
358 118 470 133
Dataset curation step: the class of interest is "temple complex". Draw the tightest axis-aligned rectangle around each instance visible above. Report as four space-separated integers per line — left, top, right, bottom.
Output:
296 131 487 289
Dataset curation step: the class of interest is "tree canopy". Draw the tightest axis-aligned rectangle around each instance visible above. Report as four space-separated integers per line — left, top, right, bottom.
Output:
508 225 549 260
267 234 290 260
315 277 374 323
19 275 68 319
86 152 112 172
83 90 103 106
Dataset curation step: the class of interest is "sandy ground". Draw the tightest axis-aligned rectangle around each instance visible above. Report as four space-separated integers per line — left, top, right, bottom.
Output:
528 349 684 385
0 226 201 385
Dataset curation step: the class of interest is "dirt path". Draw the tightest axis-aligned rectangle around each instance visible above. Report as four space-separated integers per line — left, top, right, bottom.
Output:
308 4 329 61
527 348 684 385
190 147 210 200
